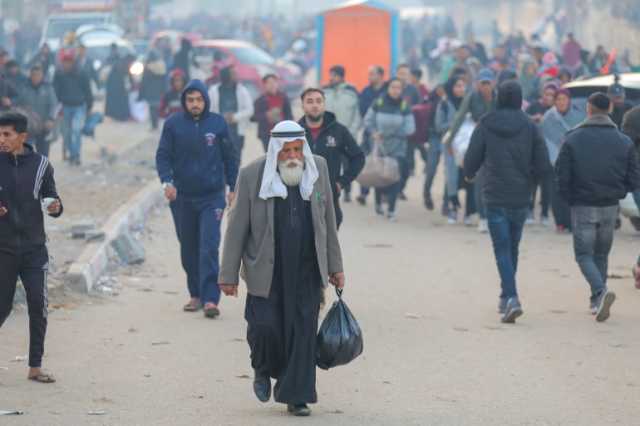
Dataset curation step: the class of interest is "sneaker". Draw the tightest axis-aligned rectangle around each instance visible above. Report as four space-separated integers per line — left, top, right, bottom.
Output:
498 297 508 314
424 193 434 211
398 192 408 201
375 204 384 216
387 212 397 222
595 290 616 323
589 300 598 316
287 404 312 417
463 216 473 226
478 219 488 234
343 191 352 203
525 212 535 226
447 210 457 225
356 195 367 206
540 216 551 227
501 298 523 323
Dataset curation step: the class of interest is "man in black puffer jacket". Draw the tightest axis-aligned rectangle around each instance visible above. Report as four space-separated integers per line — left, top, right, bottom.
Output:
0 111 63 384
556 93 640 322
464 80 550 324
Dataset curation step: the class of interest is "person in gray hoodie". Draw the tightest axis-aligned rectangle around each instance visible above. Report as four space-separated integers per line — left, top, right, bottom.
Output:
541 88 584 232
364 78 415 221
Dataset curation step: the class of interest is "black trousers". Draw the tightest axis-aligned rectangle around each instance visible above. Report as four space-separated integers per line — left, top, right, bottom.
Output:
0 246 49 368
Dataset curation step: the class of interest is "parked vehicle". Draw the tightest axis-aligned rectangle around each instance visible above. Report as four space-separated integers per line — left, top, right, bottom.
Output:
192 39 303 98
41 12 114 52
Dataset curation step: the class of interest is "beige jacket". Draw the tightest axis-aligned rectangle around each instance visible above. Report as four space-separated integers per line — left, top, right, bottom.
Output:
219 155 343 298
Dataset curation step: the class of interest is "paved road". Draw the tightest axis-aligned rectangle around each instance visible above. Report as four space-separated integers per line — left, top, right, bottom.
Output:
2 132 640 425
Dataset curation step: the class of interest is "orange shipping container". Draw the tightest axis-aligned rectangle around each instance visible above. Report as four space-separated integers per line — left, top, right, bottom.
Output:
316 0 399 91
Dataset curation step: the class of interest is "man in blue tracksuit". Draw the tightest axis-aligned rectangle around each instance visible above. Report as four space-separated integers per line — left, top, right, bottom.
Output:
156 80 239 318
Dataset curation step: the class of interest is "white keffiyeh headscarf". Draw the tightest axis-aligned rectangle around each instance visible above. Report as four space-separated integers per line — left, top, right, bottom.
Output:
258 120 319 201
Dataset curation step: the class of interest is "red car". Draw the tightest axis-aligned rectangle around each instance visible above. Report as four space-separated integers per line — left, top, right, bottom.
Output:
192 39 303 98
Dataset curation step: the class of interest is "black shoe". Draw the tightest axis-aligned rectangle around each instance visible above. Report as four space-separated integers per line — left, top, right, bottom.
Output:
287 404 311 416
424 193 434 211
398 192 407 201
356 195 367 206
501 297 523 324
343 192 352 203
253 371 271 403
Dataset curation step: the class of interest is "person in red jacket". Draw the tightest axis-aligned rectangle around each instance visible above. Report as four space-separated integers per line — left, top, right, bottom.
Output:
251 74 293 152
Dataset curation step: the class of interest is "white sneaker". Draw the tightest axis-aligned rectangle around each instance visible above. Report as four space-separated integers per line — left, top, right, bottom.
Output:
387 212 397 222
478 219 488 233
540 217 551 227
463 216 473 226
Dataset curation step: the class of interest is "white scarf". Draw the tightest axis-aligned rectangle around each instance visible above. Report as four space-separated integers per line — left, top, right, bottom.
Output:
258 127 319 201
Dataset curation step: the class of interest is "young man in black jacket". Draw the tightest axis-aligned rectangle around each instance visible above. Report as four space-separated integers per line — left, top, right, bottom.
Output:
298 88 364 228
464 80 550 324
0 112 63 383
556 93 640 322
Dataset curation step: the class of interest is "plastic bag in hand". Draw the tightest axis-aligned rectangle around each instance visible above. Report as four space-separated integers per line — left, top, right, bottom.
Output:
316 289 363 370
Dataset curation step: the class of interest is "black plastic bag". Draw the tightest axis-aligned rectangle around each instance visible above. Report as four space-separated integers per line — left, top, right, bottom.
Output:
316 289 363 370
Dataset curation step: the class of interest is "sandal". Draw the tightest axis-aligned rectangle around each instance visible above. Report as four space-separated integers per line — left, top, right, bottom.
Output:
183 301 201 312
28 372 56 384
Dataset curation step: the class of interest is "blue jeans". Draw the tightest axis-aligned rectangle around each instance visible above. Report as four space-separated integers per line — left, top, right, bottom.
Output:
178 194 226 305
444 148 458 200
486 206 528 299
62 105 86 161
424 137 442 197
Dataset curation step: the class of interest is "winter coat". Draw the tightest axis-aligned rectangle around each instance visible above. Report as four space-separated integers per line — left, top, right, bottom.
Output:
53 68 93 110
443 90 495 145
434 98 458 139
139 60 167 104
208 83 254 137
364 95 416 158
252 92 293 142
324 82 362 138
463 108 550 208
159 90 182 118
156 80 239 198
541 105 584 165
18 81 58 134
556 114 640 207
0 144 63 253
298 112 365 200
359 83 387 117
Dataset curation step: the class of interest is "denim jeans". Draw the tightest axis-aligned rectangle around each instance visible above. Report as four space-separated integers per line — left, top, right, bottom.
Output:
62 104 86 162
374 157 406 214
424 137 442 198
444 148 458 200
178 194 226 305
571 205 618 302
486 206 529 299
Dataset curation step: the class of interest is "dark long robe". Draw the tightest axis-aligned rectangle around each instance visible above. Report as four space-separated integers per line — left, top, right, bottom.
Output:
245 185 323 405
105 58 130 121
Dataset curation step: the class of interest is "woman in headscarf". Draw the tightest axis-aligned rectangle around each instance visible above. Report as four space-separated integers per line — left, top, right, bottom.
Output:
541 88 584 232
519 56 540 103
435 74 468 224
364 78 416 222
104 44 132 121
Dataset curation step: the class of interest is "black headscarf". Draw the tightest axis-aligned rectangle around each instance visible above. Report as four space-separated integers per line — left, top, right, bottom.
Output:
444 76 465 110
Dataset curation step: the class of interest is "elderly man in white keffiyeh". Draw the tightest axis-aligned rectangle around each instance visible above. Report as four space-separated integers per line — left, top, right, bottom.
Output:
219 120 345 416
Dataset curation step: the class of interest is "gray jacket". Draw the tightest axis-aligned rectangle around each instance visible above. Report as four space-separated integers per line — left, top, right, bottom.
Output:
19 82 57 125
363 95 415 158
324 82 362 138
219 155 343 298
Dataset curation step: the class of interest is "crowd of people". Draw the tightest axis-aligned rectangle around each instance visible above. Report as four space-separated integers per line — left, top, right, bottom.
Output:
2 12 640 419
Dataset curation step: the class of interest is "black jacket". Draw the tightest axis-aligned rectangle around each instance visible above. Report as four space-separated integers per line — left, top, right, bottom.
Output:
53 68 93 110
0 145 63 253
556 114 640 207
464 109 550 208
299 112 365 199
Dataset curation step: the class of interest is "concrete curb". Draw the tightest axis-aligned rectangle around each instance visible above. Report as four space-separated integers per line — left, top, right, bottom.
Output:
65 180 165 292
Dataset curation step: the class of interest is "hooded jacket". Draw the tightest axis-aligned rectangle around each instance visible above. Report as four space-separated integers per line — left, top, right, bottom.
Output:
156 79 239 198
299 111 364 199
464 83 550 208
364 95 416 158
324 82 362 138
556 114 640 207
0 144 63 253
